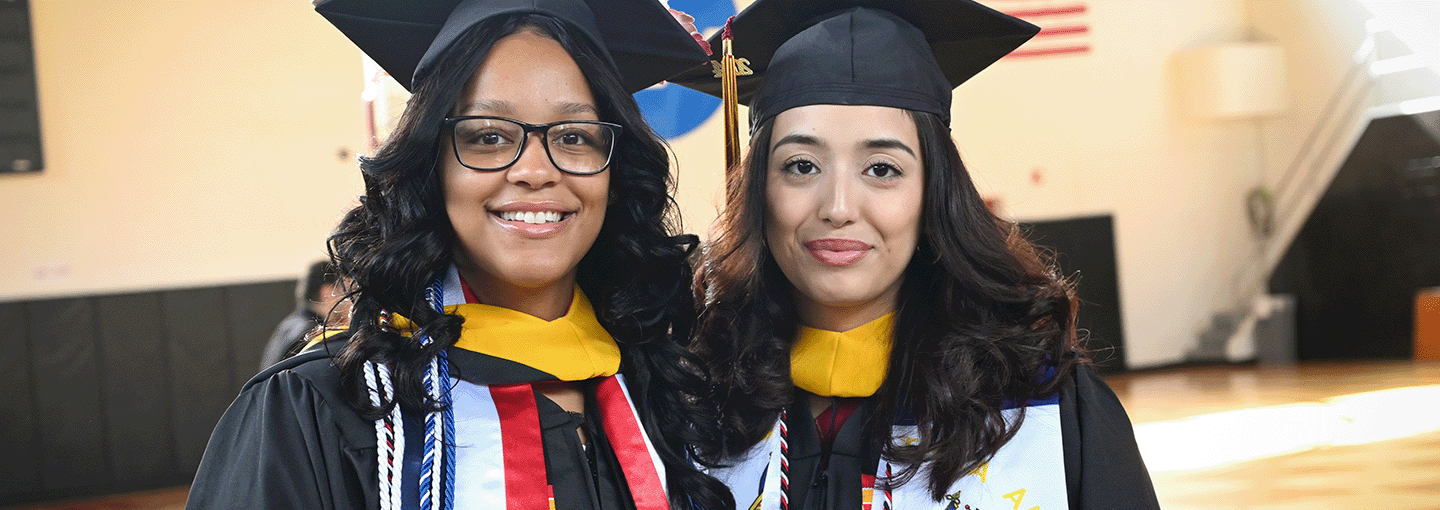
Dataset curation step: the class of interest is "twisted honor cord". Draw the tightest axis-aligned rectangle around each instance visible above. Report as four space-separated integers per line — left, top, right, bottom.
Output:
367 277 450 510
365 359 404 510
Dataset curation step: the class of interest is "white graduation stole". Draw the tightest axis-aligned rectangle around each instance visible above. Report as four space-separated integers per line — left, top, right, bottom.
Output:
709 403 1069 510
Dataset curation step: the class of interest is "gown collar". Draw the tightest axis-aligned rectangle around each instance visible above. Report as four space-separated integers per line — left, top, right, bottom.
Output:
790 313 895 398
393 265 621 384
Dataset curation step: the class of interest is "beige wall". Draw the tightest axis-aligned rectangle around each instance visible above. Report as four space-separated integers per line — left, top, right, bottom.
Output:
949 0 1254 367
2 0 367 300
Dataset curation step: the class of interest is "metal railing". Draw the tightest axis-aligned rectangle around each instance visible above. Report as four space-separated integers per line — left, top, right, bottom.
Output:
1197 33 1381 360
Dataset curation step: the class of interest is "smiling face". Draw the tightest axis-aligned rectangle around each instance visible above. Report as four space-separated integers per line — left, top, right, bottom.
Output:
764 105 925 331
443 29 609 318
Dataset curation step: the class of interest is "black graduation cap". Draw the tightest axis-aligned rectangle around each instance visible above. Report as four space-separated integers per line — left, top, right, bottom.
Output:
668 0 1039 128
315 0 710 93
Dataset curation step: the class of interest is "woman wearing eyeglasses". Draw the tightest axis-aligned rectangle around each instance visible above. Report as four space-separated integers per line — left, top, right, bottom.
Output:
673 1 1159 509
186 1 731 509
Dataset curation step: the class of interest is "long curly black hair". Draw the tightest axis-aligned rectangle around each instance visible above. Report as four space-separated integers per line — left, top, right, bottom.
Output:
327 14 731 510
693 110 1083 501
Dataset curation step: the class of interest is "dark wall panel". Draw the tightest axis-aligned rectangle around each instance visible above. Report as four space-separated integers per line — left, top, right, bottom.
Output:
95 292 181 487
162 288 232 474
0 0 44 174
1 279 298 504
1270 112 1440 359
27 298 110 492
0 302 41 497
1022 215 1126 371
225 281 297 387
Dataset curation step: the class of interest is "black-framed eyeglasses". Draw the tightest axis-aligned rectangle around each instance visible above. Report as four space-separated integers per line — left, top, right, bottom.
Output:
442 116 622 175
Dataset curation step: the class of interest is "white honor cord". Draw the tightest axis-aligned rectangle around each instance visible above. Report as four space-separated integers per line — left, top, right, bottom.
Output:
366 360 405 510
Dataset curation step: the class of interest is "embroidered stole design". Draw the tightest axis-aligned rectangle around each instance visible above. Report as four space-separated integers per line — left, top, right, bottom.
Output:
886 402 1068 510
711 401 1069 510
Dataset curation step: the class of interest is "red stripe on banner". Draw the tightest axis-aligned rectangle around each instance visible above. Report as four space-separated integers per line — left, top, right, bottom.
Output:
491 384 550 510
595 377 668 510
1007 45 1092 58
1004 5 1087 17
1037 25 1089 37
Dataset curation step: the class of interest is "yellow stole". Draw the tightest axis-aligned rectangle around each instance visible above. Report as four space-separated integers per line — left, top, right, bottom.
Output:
391 287 621 381
789 313 895 398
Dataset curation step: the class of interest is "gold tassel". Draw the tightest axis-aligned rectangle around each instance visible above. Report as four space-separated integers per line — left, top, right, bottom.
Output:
710 17 752 198
721 40 740 172
720 25 741 172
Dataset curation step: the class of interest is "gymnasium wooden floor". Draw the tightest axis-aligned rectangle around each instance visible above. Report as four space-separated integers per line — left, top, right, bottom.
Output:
6 360 1439 510
1110 360 1440 509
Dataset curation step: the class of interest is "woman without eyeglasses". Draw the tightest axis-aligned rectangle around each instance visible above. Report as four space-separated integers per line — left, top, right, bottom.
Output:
673 1 1161 509
185 1 731 509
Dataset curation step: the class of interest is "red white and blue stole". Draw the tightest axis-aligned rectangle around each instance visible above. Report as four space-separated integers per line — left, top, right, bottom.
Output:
393 265 668 510
708 394 1069 510
444 373 668 510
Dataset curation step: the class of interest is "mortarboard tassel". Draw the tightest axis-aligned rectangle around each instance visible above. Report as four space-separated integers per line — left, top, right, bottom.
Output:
719 17 741 173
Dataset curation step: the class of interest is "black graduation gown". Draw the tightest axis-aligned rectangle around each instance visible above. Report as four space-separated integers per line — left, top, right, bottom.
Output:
777 364 1159 510
186 341 644 510
1058 365 1161 509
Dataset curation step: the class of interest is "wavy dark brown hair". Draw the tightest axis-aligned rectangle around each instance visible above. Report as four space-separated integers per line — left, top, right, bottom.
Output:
327 14 731 510
693 110 1083 500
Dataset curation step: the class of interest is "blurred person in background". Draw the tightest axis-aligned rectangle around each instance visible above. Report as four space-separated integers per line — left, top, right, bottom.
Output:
185 1 730 509
258 259 351 369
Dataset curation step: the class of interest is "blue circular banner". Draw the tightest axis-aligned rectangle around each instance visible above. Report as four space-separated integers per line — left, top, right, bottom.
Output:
636 0 735 140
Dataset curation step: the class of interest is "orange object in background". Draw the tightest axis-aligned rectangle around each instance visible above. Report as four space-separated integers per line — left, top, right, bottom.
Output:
1418 287 1440 360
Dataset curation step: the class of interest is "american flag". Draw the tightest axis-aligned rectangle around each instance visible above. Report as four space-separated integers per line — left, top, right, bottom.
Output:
989 0 1093 58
